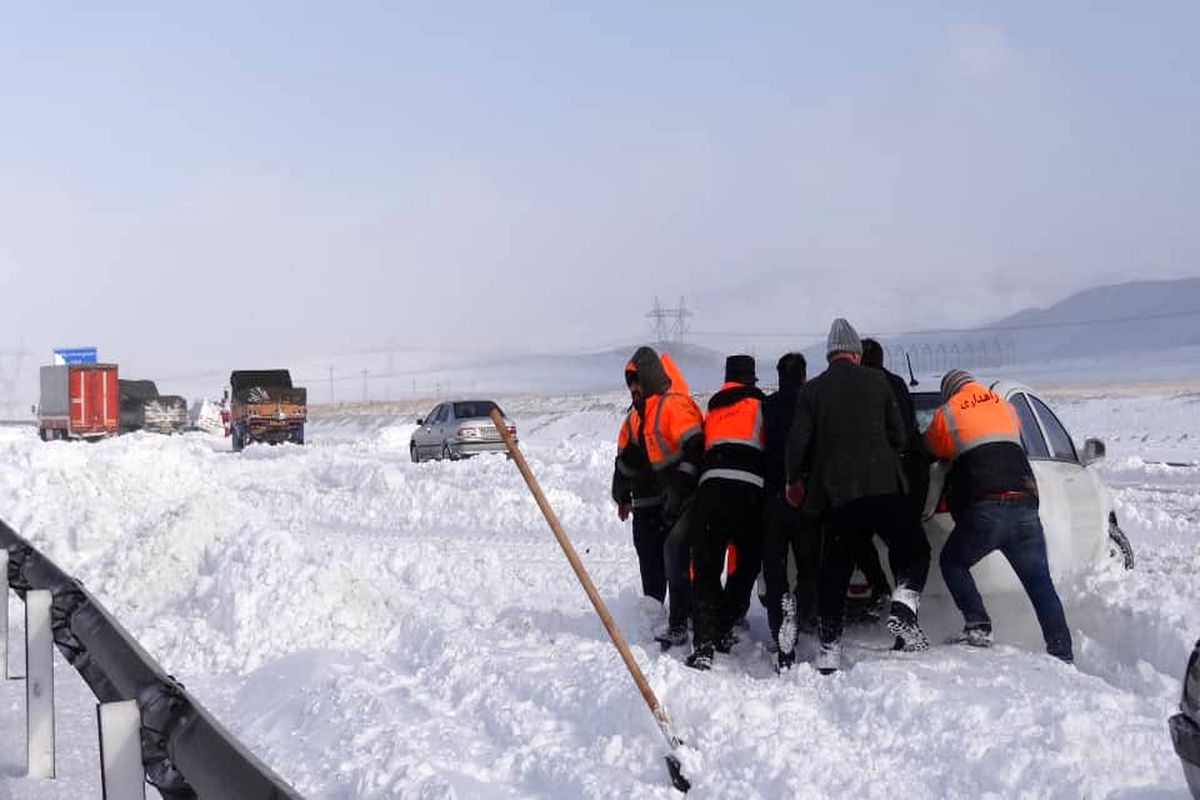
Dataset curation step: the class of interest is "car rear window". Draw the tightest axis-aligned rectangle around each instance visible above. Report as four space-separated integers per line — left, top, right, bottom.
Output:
912 392 942 434
453 401 501 420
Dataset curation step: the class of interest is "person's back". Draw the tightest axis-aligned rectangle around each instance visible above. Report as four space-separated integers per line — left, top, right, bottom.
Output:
790 359 904 512
925 374 1037 518
926 369 1072 663
785 319 932 672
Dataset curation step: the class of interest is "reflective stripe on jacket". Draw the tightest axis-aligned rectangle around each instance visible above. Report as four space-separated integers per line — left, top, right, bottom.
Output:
925 380 1037 515
925 381 1022 462
613 406 663 505
645 392 704 473
700 381 766 488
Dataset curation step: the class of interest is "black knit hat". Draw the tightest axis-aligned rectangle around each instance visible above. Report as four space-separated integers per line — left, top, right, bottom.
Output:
724 354 757 385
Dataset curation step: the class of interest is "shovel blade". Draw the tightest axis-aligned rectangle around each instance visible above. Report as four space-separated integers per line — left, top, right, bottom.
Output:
665 753 691 793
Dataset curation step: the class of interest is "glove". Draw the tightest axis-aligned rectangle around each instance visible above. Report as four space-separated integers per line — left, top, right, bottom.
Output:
617 503 632 522
785 479 806 509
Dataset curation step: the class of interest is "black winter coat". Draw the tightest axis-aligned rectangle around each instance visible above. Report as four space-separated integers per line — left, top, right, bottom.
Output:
762 384 800 495
786 359 906 513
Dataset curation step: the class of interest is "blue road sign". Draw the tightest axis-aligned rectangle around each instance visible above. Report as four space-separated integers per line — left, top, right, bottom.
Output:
53 348 98 365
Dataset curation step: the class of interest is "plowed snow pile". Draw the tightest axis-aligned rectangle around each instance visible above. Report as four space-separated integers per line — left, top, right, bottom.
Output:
1 391 1197 798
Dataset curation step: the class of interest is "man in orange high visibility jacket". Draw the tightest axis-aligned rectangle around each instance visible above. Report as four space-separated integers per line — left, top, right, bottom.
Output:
612 363 667 603
628 345 705 649
686 355 766 671
926 369 1073 662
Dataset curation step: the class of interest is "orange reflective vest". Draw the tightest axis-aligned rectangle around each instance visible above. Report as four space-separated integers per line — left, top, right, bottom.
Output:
617 406 642 454
925 381 1022 463
700 382 766 487
643 355 703 476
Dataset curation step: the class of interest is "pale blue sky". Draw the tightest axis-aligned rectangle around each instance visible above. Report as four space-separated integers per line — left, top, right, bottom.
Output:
2 2 1197 380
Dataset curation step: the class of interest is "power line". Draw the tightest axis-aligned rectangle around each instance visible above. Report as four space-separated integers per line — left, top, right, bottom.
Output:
687 307 1200 340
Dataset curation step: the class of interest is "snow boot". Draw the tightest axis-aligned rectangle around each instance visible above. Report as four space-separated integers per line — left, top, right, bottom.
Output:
948 623 993 648
814 639 842 675
655 622 689 651
778 592 798 657
715 628 739 654
775 648 796 674
685 644 714 671
886 588 930 652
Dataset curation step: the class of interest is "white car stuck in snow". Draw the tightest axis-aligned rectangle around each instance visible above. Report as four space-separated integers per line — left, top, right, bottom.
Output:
907 380 1134 597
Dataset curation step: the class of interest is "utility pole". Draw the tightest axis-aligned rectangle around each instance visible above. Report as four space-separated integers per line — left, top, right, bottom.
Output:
361 370 368 404
328 366 335 404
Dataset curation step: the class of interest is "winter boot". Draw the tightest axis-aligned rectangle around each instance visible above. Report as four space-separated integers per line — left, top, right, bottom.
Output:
655 622 689 651
814 639 842 675
715 627 739 654
778 592 798 657
866 588 891 622
775 648 796 674
886 587 930 652
949 622 993 648
685 644 714 671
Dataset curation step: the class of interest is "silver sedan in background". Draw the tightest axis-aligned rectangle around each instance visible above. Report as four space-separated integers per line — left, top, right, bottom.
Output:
410 400 517 462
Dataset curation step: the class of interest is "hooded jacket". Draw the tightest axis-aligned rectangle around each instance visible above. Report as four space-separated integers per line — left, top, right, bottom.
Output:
629 347 704 515
611 404 664 508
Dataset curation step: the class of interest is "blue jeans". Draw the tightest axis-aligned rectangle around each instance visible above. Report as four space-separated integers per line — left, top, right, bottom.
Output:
939 498 1073 662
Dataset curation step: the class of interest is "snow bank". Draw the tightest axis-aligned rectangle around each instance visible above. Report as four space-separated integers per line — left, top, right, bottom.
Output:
0 391 1196 797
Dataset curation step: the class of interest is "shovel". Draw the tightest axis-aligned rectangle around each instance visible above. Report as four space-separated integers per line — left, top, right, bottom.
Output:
490 409 692 793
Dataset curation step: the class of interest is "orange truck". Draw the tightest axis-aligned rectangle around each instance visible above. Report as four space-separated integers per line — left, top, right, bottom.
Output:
37 363 120 441
229 370 307 451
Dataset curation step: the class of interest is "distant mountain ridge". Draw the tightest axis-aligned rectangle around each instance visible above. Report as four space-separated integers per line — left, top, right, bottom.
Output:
980 278 1200 361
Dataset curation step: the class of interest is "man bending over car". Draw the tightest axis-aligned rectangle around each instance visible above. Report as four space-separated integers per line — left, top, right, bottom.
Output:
926 369 1074 663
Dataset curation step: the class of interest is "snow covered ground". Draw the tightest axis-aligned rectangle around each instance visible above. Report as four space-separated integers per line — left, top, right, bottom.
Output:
0 388 1197 798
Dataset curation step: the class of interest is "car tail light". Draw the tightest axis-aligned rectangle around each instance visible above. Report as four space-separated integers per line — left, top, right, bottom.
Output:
457 427 480 438
507 426 517 436
936 496 949 515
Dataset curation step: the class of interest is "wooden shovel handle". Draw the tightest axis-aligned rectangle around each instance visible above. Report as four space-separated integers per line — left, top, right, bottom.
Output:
489 409 681 747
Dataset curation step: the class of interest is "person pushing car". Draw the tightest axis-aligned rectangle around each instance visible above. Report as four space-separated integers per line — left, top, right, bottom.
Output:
926 369 1073 663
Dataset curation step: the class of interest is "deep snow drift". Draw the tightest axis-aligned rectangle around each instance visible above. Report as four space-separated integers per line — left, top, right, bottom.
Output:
0 389 1197 798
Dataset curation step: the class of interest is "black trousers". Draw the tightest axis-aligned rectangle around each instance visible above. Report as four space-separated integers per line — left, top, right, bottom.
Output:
818 493 931 643
632 505 667 602
663 500 697 629
761 492 819 642
855 455 931 597
691 478 764 649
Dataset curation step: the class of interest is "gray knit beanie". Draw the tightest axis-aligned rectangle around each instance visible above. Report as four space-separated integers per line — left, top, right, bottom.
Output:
826 318 863 357
940 369 974 401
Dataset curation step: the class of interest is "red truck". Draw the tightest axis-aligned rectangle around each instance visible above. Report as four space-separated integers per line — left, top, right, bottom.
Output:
37 364 120 441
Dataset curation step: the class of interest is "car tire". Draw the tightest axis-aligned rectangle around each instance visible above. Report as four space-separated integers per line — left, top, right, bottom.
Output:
442 442 458 461
232 427 244 453
410 442 420 463
1108 518 1134 570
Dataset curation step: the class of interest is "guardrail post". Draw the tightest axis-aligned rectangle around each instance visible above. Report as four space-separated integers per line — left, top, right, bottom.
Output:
26 588 55 779
1 549 8 680
98 700 145 799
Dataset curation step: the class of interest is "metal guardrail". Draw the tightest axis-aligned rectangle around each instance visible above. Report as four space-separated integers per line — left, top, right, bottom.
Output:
1 518 301 799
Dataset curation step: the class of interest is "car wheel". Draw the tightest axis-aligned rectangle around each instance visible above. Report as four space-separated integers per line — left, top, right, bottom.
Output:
1108 518 1134 570
232 428 244 453
410 442 420 463
442 442 457 461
